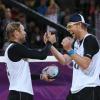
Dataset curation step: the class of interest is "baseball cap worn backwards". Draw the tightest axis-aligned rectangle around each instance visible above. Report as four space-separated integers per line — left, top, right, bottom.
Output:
68 13 90 27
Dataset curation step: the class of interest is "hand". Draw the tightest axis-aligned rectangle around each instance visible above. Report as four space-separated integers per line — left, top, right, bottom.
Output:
40 73 55 82
43 32 48 44
47 32 56 44
61 37 74 51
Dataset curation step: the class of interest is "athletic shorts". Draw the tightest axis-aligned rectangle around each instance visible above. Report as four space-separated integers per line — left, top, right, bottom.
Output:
8 90 33 100
66 86 100 100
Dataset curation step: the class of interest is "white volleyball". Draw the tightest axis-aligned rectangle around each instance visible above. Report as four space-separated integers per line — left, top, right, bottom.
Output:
42 65 59 79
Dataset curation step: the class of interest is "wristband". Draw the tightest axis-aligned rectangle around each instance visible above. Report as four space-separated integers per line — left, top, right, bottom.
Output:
46 41 52 49
67 49 76 56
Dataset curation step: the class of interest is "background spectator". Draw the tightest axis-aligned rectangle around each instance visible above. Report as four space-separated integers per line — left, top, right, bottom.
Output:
0 0 100 55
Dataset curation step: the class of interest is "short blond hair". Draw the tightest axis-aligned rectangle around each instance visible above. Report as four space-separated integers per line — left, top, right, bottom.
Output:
6 22 21 39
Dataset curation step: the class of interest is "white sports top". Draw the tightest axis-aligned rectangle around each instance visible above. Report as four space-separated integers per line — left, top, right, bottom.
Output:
71 34 100 93
4 43 33 95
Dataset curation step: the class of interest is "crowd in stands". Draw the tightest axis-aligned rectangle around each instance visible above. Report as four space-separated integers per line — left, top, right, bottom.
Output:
0 0 100 55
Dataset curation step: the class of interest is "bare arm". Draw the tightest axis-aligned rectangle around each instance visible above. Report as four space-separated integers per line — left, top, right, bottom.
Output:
44 32 72 65
51 46 72 65
70 54 91 69
66 35 99 70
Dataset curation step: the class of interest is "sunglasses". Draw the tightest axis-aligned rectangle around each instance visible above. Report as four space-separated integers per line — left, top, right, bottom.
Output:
66 22 81 31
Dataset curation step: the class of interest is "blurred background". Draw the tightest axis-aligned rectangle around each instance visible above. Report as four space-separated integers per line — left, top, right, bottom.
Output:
0 0 100 55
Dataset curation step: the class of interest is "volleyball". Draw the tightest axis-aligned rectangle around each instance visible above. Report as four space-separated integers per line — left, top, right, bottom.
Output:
42 65 59 79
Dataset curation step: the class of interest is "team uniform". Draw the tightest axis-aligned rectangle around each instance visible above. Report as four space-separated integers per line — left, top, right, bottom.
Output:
67 34 100 100
5 42 52 100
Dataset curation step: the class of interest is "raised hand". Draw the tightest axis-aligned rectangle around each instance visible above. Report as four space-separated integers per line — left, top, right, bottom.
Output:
61 37 74 51
43 32 56 44
47 32 56 44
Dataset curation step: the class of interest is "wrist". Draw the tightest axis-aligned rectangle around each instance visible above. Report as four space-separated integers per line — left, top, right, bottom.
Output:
67 49 76 56
46 41 53 49
46 41 52 45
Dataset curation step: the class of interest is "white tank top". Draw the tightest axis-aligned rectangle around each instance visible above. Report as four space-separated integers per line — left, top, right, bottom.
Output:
4 43 33 95
71 34 100 93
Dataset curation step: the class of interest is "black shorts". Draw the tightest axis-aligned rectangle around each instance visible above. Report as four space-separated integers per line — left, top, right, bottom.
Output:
66 86 100 100
8 90 33 100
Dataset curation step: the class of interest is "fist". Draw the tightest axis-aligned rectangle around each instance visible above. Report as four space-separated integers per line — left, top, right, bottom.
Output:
61 37 74 51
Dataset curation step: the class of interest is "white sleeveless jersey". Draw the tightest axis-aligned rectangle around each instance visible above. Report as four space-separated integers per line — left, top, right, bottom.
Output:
4 43 33 95
71 34 100 94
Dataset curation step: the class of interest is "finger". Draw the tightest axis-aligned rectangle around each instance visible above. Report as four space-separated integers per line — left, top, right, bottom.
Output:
43 32 46 38
43 33 48 44
53 35 56 42
44 32 47 38
47 32 51 38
